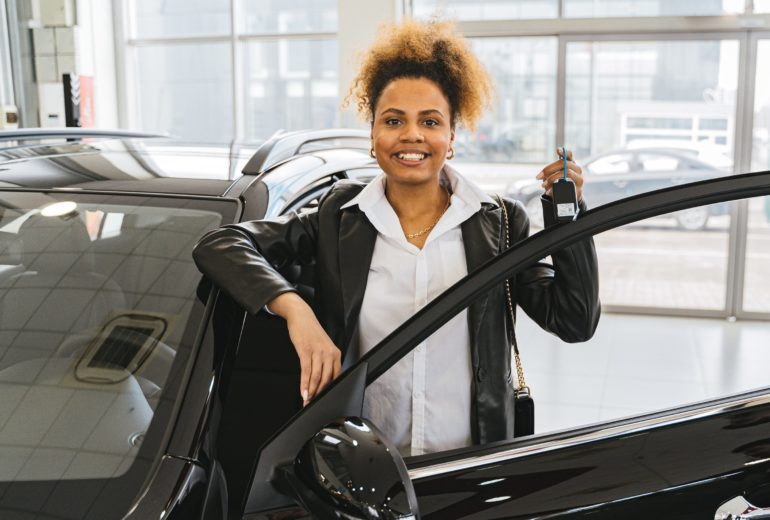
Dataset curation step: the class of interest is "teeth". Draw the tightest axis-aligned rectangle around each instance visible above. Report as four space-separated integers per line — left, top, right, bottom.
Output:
398 153 425 161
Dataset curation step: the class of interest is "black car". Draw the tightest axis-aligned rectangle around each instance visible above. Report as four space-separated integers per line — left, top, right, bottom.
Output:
0 128 769 520
507 147 730 229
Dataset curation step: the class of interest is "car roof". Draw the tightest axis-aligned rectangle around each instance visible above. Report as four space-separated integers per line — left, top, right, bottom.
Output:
0 128 372 197
585 147 718 170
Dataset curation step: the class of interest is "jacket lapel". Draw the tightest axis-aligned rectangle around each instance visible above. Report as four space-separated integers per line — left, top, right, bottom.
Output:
338 208 378 347
461 202 503 364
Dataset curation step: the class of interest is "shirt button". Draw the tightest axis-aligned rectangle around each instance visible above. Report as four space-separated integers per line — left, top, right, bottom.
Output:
414 391 423 399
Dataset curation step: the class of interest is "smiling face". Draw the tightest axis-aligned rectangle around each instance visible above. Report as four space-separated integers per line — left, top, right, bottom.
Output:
371 77 455 187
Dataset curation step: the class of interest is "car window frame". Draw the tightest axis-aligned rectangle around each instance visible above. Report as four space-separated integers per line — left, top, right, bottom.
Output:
245 169 770 514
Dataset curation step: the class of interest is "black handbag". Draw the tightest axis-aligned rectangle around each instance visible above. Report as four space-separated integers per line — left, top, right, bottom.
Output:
497 195 535 437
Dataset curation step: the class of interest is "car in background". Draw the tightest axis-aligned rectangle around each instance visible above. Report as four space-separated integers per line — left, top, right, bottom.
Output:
507 147 730 229
625 139 734 171
1 129 770 519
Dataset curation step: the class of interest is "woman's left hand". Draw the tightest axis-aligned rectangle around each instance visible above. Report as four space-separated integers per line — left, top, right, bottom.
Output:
536 148 584 201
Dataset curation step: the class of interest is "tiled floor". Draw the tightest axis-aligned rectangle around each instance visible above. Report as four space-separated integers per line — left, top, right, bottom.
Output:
516 312 770 434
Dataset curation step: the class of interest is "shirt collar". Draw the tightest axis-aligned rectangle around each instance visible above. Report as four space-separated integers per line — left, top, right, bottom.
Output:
340 164 496 212
340 165 497 246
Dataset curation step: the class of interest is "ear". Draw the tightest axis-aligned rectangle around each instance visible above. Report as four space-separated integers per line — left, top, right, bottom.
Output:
450 127 455 144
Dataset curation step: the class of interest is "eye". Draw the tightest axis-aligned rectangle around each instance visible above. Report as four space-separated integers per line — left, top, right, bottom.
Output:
385 118 401 126
423 119 439 127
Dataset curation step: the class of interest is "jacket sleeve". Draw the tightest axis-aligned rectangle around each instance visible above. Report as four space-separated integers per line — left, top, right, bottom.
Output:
192 209 319 315
510 196 601 343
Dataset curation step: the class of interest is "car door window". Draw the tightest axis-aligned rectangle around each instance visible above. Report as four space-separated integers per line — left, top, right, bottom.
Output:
357 191 768 458
243 172 770 518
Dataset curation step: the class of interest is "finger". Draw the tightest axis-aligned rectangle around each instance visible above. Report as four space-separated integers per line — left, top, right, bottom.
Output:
318 354 334 395
299 353 311 404
543 166 582 187
536 160 564 179
556 148 574 161
538 161 581 181
307 352 323 401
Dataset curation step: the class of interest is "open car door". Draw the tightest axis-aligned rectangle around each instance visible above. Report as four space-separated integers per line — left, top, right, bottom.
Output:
243 170 770 519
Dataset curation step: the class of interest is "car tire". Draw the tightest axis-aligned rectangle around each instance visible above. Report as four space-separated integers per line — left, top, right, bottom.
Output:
675 206 709 231
525 196 544 230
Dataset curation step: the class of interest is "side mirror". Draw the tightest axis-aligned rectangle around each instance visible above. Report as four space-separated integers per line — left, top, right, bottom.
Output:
276 417 420 519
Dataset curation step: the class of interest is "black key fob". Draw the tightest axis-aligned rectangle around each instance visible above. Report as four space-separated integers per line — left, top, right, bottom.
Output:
552 178 578 222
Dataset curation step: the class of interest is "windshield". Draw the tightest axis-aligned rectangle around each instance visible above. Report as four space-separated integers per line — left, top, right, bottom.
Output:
0 192 236 517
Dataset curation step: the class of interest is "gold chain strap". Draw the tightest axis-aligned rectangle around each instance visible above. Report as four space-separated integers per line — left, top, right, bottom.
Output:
497 195 529 394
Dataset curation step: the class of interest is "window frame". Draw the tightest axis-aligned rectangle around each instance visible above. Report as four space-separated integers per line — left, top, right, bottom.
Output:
114 0 339 143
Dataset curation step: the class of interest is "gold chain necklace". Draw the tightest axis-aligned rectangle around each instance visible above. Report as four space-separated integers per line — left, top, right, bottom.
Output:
405 187 451 240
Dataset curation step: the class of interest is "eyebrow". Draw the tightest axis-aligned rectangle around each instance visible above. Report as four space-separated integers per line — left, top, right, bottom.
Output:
379 108 445 118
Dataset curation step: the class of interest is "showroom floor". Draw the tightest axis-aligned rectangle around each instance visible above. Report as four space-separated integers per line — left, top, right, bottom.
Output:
518 313 770 434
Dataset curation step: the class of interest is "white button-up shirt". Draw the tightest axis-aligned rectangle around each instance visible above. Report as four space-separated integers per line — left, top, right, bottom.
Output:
341 165 495 456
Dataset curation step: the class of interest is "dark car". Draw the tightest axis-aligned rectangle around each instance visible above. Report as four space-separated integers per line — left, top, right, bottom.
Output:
0 128 769 520
508 148 730 229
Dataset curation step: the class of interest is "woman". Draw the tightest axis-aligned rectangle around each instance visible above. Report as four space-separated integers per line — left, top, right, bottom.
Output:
193 20 600 455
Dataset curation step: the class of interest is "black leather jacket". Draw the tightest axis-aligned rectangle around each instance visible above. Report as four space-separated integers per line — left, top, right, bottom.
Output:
193 179 600 445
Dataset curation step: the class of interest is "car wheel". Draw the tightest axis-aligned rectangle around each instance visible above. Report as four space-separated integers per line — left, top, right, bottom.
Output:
525 196 544 230
675 206 709 231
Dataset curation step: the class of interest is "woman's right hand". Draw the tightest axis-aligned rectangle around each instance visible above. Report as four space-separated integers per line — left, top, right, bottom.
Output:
267 292 342 406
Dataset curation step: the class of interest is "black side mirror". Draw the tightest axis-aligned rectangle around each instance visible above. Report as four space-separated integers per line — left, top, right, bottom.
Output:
276 417 420 519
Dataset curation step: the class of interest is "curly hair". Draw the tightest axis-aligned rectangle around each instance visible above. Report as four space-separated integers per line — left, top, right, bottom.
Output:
343 19 494 131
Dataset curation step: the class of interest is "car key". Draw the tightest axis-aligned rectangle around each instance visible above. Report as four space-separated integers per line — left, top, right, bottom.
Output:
552 146 579 222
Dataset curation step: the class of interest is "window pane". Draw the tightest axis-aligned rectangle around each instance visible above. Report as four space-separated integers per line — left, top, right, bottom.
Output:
753 0 770 12
520 197 765 434
133 43 233 142
751 41 770 172
129 0 230 39
414 0 557 20
453 37 556 195
240 0 337 34
744 40 770 313
243 39 339 141
566 40 738 175
595 203 730 310
564 0 744 17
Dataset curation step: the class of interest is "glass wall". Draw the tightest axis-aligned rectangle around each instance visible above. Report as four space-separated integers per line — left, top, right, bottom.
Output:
563 0 744 17
565 40 738 166
563 38 739 311
239 0 337 33
414 0 747 18
125 0 339 143
413 0 557 20
743 39 770 314
463 37 556 164
242 39 338 140
0 0 14 107
411 0 767 317
129 0 231 38
133 43 233 142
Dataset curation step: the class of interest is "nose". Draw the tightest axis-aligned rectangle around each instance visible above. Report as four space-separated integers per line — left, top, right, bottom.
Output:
399 121 424 143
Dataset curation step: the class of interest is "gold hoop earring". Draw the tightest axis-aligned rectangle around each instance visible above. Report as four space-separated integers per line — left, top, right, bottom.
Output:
447 146 455 160
370 148 376 158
